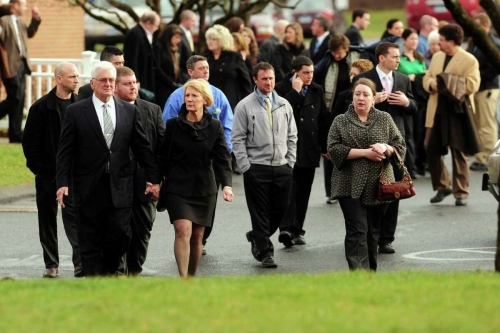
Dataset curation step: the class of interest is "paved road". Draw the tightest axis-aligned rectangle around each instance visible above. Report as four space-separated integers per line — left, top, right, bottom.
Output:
0 156 497 279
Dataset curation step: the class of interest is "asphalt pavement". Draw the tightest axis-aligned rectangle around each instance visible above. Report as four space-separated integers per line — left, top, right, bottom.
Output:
0 155 497 279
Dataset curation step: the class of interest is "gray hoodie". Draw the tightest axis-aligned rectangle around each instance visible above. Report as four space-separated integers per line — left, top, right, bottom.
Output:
231 90 297 173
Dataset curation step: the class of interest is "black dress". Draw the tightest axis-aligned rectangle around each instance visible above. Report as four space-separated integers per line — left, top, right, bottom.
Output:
158 105 232 226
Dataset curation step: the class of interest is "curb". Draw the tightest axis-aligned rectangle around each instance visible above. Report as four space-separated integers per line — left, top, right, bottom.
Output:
0 183 36 204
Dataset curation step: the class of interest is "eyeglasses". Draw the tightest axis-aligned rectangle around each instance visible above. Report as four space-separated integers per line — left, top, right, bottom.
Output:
93 77 115 84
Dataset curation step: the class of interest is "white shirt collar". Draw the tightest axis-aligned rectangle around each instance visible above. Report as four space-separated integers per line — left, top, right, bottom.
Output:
316 31 330 45
140 23 153 44
376 65 393 82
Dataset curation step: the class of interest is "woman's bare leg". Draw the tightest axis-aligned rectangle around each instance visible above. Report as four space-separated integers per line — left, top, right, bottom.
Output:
188 224 205 276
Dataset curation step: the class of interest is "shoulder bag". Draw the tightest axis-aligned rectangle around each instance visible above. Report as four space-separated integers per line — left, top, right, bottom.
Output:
377 147 416 201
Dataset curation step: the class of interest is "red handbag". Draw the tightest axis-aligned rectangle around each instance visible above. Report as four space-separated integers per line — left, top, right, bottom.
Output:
377 147 416 201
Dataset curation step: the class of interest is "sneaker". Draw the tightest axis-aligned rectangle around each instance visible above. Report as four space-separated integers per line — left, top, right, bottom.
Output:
202 245 207 256
293 235 306 245
278 231 295 248
326 197 338 204
261 256 277 268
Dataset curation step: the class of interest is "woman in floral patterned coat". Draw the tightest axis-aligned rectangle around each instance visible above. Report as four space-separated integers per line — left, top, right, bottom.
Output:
327 78 405 271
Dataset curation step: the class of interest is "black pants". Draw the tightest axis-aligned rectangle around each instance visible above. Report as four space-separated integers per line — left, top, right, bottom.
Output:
77 174 132 276
280 166 316 236
323 158 334 197
339 198 388 271
125 199 156 274
378 165 403 246
243 164 293 258
0 61 26 142
35 174 80 269
414 103 427 171
403 114 417 176
202 178 220 246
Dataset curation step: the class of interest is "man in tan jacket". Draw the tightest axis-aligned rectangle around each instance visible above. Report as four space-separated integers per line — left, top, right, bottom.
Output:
0 0 41 143
423 24 481 206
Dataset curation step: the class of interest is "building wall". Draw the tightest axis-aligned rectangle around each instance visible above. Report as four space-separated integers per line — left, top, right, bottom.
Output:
348 0 406 10
24 0 84 58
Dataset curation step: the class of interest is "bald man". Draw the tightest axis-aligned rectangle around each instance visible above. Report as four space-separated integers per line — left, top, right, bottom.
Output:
22 62 82 278
258 19 289 63
417 15 438 54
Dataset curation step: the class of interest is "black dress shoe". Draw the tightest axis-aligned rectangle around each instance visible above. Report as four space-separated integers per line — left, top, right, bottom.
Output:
74 264 84 278
246 231 261 262
278 231 295 247
378 243 395 254
43 267 58 278
430 188 452 203
416 166 426 176
261 256 277 268
455 198 468 206
470 162 488 171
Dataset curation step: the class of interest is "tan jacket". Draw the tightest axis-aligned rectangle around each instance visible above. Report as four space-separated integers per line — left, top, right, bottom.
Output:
0 14 41 78
423 47 480 128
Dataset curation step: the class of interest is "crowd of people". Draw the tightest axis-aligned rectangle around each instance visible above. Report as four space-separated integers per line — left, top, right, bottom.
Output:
5 2 499 277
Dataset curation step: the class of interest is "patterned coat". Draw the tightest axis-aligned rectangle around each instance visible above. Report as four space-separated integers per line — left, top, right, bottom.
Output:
327 106 406 206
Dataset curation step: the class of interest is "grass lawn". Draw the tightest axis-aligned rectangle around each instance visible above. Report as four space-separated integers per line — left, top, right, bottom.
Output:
0 144 33 188
342 9 406 40
1 271 499 332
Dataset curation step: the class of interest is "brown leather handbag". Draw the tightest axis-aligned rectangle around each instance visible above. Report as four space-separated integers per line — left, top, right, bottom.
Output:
377 147 416 201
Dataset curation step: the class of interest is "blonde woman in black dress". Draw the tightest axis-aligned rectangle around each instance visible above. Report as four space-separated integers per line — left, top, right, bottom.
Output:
159 79 233 277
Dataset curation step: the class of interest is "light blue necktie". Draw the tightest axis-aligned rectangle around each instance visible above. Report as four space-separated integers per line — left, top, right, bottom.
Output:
314 39 320 55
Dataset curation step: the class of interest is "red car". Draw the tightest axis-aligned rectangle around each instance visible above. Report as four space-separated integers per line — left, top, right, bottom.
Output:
406 0 481 31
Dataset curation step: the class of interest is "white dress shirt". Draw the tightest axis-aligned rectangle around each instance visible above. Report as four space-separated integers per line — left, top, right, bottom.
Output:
92 95 117 132
375 65 393 92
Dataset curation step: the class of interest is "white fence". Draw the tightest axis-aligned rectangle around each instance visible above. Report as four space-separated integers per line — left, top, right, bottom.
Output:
25 51 99 113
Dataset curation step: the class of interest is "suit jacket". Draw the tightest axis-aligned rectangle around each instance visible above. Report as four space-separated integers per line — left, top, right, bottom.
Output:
309 34 330 65
423 48 480 128
124 24 156 93
258 35 279 63
22 87 81 176
56 97 162 210
205 50 253 110
353 68 417 137
344 25 364 47
132 99 165 204
275 73 331 167
78 83 93 99
0 14 41 78
180 33 193 61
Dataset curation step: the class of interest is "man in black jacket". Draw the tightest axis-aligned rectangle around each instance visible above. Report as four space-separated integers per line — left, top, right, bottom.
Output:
56 61 162 277
309 15 331 65
123 11 160 102
353 42 417 254
22 62 81 278
275 56 331 247
468 13 500 172
344 9 370 47
114 66 165 276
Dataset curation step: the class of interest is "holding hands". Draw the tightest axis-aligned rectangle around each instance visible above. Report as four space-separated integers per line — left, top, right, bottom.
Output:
222 186 234 202
145 182 161 200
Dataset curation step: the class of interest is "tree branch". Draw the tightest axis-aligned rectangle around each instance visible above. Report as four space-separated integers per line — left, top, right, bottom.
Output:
443 0 500 72
479 0 500 36
74 0 129 34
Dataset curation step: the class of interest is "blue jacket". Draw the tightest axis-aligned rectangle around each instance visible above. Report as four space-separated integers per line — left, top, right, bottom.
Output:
163 83 234 151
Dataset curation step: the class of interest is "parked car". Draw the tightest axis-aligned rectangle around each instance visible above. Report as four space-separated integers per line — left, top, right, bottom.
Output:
287 0 346 37
406 0 481 31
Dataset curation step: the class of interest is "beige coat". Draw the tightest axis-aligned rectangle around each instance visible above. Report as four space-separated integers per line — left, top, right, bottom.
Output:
423 47 480 128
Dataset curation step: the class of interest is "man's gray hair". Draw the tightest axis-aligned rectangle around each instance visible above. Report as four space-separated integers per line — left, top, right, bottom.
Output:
186 55 208 70
91 61 117 79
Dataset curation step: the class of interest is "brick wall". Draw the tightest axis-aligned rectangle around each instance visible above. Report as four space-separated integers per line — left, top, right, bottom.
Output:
348 0 406 10
24 0 84 58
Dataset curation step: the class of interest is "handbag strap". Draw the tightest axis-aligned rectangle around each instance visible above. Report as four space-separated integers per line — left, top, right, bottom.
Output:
379 146 412 182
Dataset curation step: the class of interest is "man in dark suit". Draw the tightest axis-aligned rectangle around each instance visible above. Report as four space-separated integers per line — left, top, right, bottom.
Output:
179 9 196 59
56 61 162 277
258 19 289 63
22 62 81 279
78 45 124 99
275 56 330 247
114 66 165 276
309 15 331 65
123 11 160 101
0 0 41 143
344 9 370 47
353 42 417 254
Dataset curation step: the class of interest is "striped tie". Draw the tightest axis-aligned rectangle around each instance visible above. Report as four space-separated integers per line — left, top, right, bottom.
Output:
265 97 273 129
102 104 114 148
